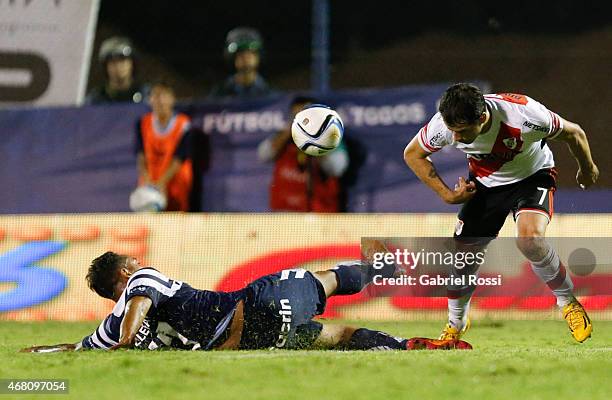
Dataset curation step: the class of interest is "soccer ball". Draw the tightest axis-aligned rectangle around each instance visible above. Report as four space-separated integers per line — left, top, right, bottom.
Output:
129 185 167 212
291 104 344 156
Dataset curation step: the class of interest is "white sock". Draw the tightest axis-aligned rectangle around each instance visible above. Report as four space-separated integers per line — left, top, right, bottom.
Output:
530 246 575 307
448 294 472 330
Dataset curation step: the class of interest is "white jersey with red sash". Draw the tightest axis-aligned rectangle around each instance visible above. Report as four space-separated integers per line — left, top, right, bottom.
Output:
416 93 563 187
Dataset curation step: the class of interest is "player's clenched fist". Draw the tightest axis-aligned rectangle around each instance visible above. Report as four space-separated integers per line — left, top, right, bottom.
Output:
577 163 599 189
444 177 476 204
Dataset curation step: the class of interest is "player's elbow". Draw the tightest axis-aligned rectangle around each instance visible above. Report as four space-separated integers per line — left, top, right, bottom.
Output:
574 125 587 142
403 143 427 170
569 124 586 139
116 336 136 349
574 123 585 134
403 144 415 167
117 327 139 348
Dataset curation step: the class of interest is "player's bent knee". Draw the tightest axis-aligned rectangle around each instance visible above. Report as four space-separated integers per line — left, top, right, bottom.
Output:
516 222 546 243
515 234 548 261
516 212 548 237
312 270 338 298
516 213 548 259
516 223 546 238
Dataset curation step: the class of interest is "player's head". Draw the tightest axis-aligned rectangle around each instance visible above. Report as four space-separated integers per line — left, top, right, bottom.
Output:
149 81 176 117
87 252 140 301
225 27 262 74
98 36 135 83
439 83 488 144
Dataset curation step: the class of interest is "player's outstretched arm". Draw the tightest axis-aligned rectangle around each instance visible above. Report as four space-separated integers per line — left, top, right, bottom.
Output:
110 296 152 350
551 119 599 189
404 137 476 204
20 343 78 353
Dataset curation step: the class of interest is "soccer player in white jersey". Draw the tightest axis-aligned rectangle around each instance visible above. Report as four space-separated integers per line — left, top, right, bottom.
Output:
404 83 599 343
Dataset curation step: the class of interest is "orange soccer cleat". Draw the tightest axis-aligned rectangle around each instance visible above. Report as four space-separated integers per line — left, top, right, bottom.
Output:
406 337 473 350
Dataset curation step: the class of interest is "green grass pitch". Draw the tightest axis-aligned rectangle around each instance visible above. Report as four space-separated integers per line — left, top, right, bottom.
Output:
1 320 612 400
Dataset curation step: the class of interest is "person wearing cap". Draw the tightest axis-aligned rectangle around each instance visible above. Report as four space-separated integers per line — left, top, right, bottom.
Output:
86 36 150 104
209 27 271 98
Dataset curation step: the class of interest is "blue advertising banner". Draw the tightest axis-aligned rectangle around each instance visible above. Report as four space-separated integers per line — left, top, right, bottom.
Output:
194 84 464 212
0 84 609 213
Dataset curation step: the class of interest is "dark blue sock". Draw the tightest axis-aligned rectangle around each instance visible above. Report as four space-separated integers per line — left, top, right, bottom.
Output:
332 263 367 295
332 261 396 295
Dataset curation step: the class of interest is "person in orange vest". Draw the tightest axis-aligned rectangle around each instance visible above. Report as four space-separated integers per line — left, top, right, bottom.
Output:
135 82 193 211
258 96 349 212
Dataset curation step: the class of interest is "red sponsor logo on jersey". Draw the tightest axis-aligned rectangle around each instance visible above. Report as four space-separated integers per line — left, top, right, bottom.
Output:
488 93 528 105
469 122 523 178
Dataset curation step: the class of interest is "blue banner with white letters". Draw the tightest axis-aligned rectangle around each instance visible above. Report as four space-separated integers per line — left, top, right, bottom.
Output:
0 84 609 214
194 84 465 213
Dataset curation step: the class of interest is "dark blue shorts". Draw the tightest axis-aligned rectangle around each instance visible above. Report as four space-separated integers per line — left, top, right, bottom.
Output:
240 269 326 350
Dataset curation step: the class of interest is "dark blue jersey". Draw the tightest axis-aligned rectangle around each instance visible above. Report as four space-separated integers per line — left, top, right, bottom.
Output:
80 267 246 350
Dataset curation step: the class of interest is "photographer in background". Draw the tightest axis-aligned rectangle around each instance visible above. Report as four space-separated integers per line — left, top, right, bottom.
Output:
258 96 349 212
86 36 150 104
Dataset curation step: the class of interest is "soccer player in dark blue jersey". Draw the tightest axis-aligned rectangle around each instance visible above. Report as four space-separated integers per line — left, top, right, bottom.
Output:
22 242 472 353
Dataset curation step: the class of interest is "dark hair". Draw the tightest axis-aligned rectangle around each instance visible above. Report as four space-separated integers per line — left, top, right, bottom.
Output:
87 252 124 299
438 83 486 126
150 79 176 94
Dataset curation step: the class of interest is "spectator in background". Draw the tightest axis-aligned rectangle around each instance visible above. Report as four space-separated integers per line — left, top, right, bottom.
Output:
258 96 349 212
209 27 271 98
135 81 193 211
86 37 150 104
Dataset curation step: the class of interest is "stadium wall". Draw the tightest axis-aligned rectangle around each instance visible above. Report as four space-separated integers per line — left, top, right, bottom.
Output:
1 213 611 322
